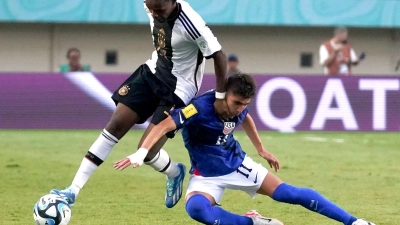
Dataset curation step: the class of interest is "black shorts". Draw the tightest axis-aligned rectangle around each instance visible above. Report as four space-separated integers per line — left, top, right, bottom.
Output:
111 64 186 137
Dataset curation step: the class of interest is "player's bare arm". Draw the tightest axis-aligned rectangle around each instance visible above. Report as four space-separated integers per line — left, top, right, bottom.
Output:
140 116 177 150
211 50 231 119
212 50 227 93
241 114 280 172
113 116 177 170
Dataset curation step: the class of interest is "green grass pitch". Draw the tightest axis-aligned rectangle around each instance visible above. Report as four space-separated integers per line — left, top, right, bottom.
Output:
0 130 399 224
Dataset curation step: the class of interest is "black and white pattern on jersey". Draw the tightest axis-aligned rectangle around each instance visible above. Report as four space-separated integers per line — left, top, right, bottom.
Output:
178 11 201 40
152 14 178 91
153 24 174 63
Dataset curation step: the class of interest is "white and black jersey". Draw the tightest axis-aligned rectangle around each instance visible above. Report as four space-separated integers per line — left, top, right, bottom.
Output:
144 0 222 105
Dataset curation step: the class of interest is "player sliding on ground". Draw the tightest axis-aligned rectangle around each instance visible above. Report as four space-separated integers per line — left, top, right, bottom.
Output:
114 73 376 225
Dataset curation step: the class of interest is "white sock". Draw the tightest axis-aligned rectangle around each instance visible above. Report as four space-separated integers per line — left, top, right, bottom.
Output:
70 129 118 196
145 149 180 178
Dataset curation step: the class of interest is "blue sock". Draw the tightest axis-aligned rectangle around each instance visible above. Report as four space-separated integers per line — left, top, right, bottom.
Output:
186 194 253 225
272 183 357 225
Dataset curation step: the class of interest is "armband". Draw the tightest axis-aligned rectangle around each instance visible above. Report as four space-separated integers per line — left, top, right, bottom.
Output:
215 92 226 99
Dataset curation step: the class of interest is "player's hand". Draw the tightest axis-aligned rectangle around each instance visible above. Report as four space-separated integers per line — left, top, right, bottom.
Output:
113 158 134 170
113 148 148 170
258 150 280 172
214 99 232 120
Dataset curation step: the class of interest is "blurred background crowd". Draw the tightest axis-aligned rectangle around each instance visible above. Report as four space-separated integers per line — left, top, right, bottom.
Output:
0 0 399 76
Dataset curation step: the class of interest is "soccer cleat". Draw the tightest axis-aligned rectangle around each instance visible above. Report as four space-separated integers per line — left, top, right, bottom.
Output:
245 210 284 225
352 219 376 225
165 163 186 208
50 187 76 207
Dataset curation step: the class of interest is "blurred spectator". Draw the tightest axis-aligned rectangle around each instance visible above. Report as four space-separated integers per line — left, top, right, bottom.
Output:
60 48 91 72
319 27 364 75
227 54 240 76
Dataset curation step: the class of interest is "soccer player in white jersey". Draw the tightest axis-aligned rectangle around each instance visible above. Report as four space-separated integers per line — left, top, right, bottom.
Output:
51 0 233 209
115 74 376 225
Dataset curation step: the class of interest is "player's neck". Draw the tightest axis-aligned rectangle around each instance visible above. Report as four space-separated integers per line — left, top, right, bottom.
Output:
167 2 179 20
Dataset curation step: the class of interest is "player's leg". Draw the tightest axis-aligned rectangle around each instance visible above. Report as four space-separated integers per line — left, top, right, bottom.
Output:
50 103 139 206
185 177 255 225
51 65 158 205
139 123 181 179
257 171 374 225
138 103 186 208
185 173 283 225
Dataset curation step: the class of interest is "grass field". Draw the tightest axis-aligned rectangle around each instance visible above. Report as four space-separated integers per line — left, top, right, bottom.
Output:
0 130 399 225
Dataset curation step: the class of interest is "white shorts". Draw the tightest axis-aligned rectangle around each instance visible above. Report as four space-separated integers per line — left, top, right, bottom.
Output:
186 156 269 203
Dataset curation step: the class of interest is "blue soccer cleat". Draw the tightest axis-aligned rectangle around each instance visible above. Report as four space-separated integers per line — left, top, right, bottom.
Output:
165 163 186 208
50 187 76 207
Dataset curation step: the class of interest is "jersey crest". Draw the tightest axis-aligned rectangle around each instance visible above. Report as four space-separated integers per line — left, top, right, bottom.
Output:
156 28 168 60
223 122 235 135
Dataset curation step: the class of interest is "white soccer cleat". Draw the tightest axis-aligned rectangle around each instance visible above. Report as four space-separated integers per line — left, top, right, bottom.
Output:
245 210 284 225
352 219 376 225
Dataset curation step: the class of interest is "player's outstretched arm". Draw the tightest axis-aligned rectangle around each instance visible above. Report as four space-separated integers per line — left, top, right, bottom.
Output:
242 114 263 152
113 116 177 170
141 116 177 150
242 114 280 172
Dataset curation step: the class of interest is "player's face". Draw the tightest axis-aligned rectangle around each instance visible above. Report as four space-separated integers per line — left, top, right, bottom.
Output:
146 0 176 22
226 93 251 116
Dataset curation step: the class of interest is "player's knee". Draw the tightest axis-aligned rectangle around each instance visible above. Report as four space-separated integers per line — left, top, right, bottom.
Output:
272 183 302 203
105 118 133 139
186 194 213 224
106 105 139 138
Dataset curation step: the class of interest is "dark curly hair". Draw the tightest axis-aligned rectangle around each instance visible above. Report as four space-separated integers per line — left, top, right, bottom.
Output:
226 73 256 99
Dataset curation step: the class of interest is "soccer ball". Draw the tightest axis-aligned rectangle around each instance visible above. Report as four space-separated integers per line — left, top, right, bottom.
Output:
33 194 71 225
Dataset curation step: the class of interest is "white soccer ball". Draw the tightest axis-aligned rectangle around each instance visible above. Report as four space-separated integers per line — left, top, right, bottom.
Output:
33 194 71 225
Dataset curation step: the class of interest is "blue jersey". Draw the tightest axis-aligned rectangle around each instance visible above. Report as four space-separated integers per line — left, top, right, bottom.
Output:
170 90 248 177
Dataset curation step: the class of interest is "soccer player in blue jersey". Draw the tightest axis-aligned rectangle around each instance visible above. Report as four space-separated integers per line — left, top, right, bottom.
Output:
115 74 376 225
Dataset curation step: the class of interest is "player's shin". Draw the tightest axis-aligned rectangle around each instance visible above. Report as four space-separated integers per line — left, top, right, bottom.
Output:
71 129 118 195
144 148 180 178
186 194 253 225
145 148 186 208
272 183 357 225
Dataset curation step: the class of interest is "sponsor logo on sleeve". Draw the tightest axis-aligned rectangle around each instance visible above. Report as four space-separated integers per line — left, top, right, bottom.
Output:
182 104 198 119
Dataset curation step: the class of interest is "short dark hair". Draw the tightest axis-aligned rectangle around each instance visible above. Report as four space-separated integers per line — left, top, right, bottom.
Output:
226 73 256 99
66 48 80 58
